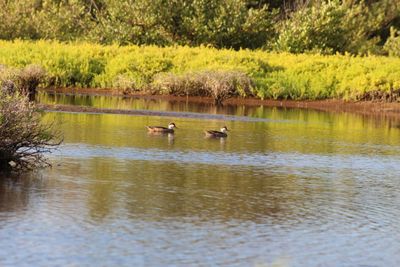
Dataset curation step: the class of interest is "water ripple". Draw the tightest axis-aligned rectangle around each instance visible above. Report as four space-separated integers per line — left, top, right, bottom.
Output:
51 143 400 179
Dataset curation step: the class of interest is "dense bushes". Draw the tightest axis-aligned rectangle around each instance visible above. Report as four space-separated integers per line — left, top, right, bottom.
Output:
384 27 400 57
0 0 399 55
2 40 400 101
0 0 277 49
275 0 400 55
275 1 349 54
0 68 60 172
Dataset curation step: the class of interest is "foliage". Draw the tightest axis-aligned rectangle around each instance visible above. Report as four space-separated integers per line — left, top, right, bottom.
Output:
0 0 398 54
275 1 348 54
0 0 277 49
1 40 400 101
384 27 400 57
340 0 400 55
273 0 400 54
154 0 278 49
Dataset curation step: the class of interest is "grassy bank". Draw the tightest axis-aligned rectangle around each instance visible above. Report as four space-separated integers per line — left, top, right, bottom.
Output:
1 40 400 101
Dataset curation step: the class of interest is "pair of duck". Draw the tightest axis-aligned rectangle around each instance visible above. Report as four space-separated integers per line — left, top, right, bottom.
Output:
147 122 229 138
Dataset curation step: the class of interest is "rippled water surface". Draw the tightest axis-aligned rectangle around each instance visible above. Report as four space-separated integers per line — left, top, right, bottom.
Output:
1 93 400 266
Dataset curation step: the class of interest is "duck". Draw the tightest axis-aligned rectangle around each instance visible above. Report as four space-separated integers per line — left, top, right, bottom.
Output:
204 126 229 138
147 122 177 133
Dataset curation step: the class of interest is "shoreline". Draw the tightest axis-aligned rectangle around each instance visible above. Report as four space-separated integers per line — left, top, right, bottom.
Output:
40 87 400 118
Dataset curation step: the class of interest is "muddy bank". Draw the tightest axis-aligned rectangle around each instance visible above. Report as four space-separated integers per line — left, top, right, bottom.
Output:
235 98 400 116
38 103 271 122
40 87 400 117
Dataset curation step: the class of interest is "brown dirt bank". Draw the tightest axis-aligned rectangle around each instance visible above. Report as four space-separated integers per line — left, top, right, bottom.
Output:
39 87 400 117
38 104 181 117
38 103 267 122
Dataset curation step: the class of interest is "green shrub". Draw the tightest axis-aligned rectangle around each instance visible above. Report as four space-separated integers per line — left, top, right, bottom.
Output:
94 46 173 89
384 27 400 57
275 1 348 54
0 0 277 49
274 0 392 55
0 0 399 54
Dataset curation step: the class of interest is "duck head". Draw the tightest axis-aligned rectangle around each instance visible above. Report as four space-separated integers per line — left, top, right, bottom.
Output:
168 122 177 129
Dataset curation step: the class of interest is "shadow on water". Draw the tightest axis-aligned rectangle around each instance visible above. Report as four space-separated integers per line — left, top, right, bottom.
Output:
0 172 48 214
0 175 30 214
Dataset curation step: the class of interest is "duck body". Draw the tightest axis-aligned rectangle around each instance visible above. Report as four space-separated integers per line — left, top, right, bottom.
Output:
147 122 177 134
204 126 228 138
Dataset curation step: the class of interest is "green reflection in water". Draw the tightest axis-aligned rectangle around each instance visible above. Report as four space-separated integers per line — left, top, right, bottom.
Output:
42 108 400 156
42 156 354 224
36 107 400 223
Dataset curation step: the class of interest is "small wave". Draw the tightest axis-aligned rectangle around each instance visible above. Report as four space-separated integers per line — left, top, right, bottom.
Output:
50 143 400 179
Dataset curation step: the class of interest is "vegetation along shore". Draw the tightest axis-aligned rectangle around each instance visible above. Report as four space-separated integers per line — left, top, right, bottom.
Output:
1 40 400 104
1 0 400 173
0 64 60 173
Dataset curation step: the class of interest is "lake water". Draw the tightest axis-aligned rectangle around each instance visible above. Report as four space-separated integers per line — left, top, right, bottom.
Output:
1 92 400 266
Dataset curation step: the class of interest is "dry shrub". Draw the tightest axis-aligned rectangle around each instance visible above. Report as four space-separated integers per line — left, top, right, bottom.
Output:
0 65 18 95
0 64 45 99
202 71 254 104
112 74 142 95
17 64 46 99
356 89 400 102
0 91 61 173
151 72 208 96
152 70 253 104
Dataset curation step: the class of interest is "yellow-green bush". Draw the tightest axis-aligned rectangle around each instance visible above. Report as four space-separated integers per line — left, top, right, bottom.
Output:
384 27 400 57
1 40 400 101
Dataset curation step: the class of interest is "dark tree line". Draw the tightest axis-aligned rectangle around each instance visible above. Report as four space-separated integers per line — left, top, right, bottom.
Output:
0 0 399 54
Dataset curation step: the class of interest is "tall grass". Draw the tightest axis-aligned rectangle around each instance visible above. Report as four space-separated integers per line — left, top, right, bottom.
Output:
1 40 400 101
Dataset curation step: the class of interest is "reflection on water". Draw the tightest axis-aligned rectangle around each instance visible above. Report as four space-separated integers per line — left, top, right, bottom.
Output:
1 94 400 266
38 90 400 130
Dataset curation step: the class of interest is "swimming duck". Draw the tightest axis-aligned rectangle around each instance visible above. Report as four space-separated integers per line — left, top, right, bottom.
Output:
147 122 177 133
205 126 229 138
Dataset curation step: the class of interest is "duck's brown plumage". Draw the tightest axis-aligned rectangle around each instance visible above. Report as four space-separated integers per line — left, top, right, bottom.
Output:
147 123 177 133
204 130 227 138
204 126 228 138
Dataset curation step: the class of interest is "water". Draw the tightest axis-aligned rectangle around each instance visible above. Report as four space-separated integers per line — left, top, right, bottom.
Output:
1 92 400 266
